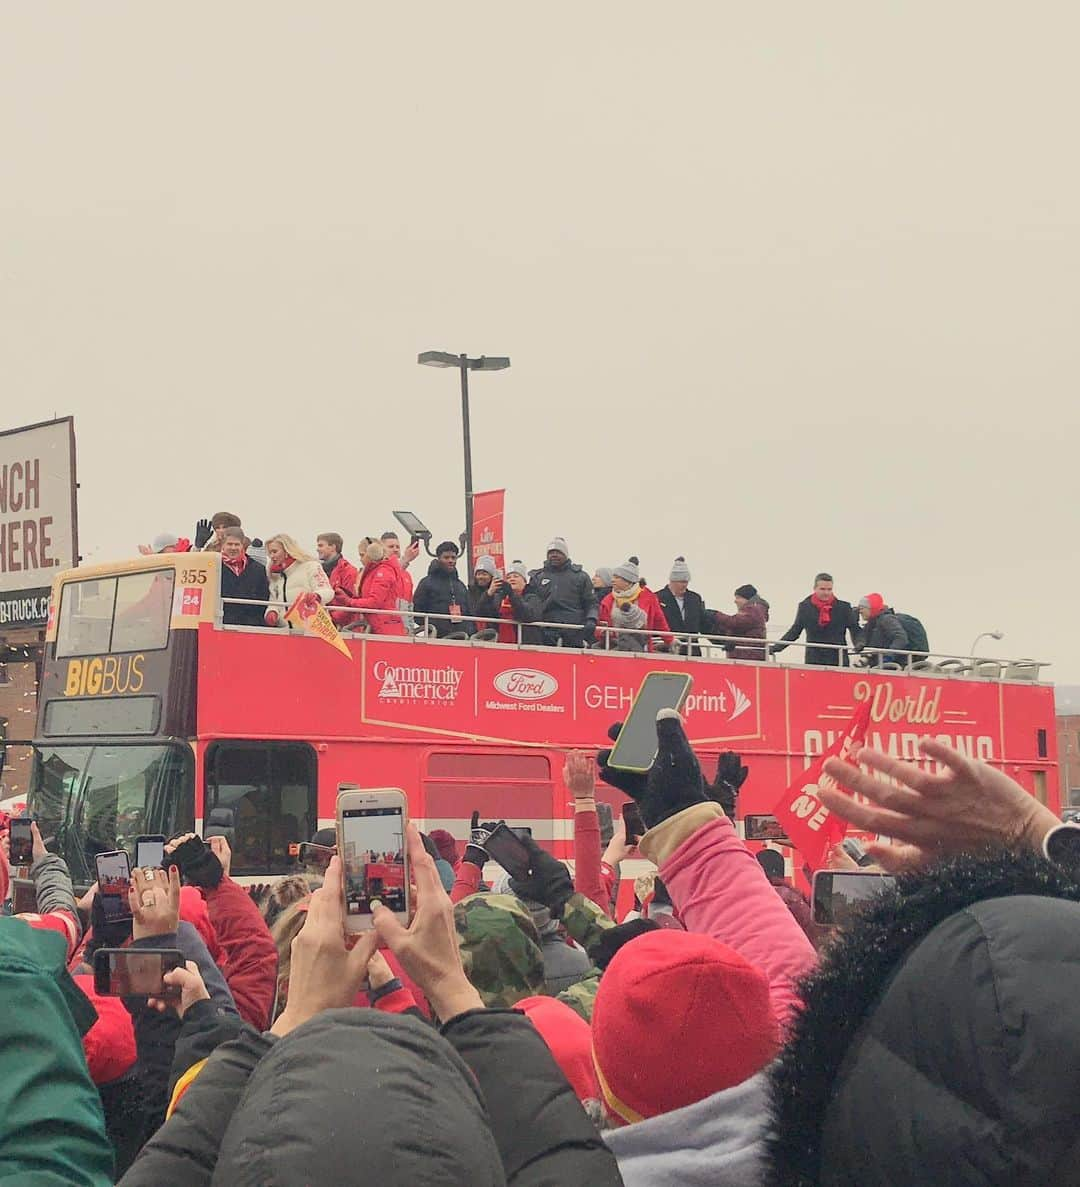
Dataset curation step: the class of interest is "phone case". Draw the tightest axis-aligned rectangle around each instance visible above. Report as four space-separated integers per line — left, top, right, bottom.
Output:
608 672 693 772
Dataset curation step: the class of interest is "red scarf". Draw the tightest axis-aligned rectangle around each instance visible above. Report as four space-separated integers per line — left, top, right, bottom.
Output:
223 552 248 578
810 592 833 628
270 553 294 574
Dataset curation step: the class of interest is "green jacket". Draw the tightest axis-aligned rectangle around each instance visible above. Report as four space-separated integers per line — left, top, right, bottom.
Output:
553 894 610 1022
0 919 113 1186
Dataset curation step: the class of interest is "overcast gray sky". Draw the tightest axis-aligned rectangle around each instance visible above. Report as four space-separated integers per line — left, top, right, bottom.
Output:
2 4 1077 674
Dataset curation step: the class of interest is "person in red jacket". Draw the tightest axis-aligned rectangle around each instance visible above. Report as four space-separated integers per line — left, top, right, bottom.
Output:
335 538 408 635
165 833 278 1031
317 532 359 624
380 531 419 604
597 560 673 651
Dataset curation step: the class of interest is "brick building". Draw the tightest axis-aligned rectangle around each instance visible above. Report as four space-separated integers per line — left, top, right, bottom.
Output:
1055 685 1080 812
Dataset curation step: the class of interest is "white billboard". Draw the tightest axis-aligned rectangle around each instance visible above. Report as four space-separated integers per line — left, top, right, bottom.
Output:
0 417 77 628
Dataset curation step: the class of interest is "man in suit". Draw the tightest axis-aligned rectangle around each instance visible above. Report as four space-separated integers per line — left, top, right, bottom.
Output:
770 573 857 667
655 558 714 657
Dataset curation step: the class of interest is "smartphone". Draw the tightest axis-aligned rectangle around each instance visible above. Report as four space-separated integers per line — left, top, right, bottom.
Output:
596 803 614 848
336 788 409 932
93 948 184 998
135 834 166 870
11 878 36 914
511 826 533 841
811 870 896 927
9 818 34 866
290 841 336 869
607 671 694 772
622 801 646 844
743 814 792 845
484 822 534 881
95 850 133 922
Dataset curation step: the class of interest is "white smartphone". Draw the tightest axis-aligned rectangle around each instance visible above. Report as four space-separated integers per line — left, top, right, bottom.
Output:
336 787 409 933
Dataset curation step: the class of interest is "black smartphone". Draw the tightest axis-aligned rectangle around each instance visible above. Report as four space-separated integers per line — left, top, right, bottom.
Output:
607 671 694 772
484 822 534 881
596 802 614 848
841 838 877 868
622 801 646 844
811 870 896 927
743 814 792 845
10 878 36 914
511 826 533 841
93 948 185 998
95 850 133 922
9 818 34 866
135 834 166 870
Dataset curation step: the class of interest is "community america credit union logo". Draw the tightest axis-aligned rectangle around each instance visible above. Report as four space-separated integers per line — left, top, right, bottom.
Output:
373 660 463 705
493 669 559 701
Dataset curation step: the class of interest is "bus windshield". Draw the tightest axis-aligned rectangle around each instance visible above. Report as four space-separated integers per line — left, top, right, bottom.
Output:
29 742 194 883
56 568 175 657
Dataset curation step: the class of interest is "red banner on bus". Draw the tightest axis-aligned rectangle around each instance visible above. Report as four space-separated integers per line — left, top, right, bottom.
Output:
471 489 505 570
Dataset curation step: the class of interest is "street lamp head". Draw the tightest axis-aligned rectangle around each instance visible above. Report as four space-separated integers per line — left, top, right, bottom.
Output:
417 351 511 371
990 630 1005 641
417 351 460 368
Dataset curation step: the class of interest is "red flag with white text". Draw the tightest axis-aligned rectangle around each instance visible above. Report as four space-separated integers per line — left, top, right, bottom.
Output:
471 489 506 571
770 700 871 871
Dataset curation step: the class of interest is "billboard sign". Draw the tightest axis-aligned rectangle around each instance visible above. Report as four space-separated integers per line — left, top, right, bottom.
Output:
0 418 78 628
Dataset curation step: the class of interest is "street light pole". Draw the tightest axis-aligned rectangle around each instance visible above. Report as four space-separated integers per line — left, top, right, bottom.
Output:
417 351 511 564
459 354 474 560
969 630 1004 657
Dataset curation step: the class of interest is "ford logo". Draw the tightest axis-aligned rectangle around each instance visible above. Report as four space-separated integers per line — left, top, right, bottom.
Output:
494 669 559 701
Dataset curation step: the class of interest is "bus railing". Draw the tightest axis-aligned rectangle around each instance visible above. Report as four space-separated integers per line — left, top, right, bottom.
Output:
218 596 1049 682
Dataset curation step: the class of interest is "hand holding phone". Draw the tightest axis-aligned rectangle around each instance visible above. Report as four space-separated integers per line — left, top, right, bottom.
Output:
483 823 534 881
605 672 694 773
622 801 646 845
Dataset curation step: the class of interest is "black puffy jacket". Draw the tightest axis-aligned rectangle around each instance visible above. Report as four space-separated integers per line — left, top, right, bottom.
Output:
413 560 473 637
120 1008 621 1187
527 560 598 627
767 851 1080 1186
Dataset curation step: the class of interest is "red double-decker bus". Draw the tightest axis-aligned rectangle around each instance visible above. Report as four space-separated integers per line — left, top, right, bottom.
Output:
27 553 1059 885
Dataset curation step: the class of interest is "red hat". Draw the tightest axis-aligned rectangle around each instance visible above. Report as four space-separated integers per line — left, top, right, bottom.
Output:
591 930 778 1124
860 592 885 618
73 974 137 1085
517 995 600 1105
428 829 459 867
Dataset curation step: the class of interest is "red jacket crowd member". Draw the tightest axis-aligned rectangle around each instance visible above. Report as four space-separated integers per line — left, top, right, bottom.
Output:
317 532 359 602
597 560 673 650
334 538 408 635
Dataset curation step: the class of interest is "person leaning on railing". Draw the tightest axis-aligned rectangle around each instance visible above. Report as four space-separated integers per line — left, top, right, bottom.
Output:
263 534 333 629
474 563 544 644
220 528 270 628
331 538 408 636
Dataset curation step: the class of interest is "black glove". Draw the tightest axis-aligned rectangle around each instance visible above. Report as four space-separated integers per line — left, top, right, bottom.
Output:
508 834 574 919
465 810 497 868
597 711 707 830
706 752 749 821
581 622 597 645
169 836 224 889
86 892 133 957
194 518 213 548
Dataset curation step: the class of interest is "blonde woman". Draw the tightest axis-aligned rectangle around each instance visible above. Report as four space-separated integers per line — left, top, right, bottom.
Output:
263 533 333 628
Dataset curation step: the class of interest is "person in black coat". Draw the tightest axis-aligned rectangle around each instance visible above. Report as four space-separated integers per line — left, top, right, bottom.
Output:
412 541 473 638
655 557 715 656
767 850 1080 1186
219 528 270 628
770 572 857 666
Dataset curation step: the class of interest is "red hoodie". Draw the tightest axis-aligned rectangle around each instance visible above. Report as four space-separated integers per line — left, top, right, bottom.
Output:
200 875 278 1030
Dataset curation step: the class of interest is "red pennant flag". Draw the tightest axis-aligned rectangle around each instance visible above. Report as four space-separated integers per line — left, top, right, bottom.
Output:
770 700 871 871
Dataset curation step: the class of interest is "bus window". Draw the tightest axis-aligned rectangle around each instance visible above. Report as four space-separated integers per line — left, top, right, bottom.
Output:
423 752 555 847
28 742 193 883
56 569 175 659
205 742 317 876
112 571 175 652
57 579 115 657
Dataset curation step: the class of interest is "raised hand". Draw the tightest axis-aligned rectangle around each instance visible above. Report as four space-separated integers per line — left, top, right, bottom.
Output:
148 960 210 1017
270 855 379 1038
820 737 1060 872
465 810 497 867
598 712 706 829
130 864 182 941
374 823 482 1023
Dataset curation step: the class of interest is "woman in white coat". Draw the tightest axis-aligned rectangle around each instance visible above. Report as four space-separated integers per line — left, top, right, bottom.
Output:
264 533 333 628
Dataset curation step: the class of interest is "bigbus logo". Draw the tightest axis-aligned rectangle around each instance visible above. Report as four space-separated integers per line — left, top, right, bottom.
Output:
64 654 145 697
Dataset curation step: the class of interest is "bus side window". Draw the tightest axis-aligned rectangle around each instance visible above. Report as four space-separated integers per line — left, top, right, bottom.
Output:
204 742 317 876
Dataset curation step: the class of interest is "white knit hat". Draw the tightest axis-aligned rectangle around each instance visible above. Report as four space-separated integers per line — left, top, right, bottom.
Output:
670 557 691 582
547 537 569 555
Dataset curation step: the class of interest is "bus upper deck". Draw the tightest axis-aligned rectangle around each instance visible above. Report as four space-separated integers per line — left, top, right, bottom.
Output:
26 554 1059 882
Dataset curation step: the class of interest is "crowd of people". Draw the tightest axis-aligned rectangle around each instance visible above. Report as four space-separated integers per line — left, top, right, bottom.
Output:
1 714 1077 1184
143 512 931 666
